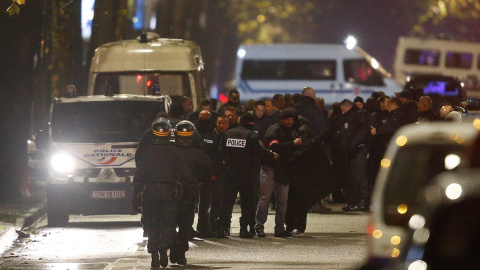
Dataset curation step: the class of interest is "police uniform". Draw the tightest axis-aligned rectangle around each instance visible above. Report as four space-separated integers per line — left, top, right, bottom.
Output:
170 120 212 266
133 118 187 268
339 106 372 211
195 119 223 237
217 113 275 238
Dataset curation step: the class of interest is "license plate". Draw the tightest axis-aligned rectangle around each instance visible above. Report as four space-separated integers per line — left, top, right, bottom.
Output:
92 190 125 199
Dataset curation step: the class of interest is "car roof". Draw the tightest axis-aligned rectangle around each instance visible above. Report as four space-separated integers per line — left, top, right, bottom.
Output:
387 122 479 147
406 74 462 84
55 94 169 103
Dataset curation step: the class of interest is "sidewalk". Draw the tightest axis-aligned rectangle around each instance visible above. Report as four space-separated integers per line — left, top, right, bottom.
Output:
0 178 47 254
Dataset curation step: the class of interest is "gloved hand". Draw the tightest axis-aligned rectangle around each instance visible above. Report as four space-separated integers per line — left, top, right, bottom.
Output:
132 192 142 213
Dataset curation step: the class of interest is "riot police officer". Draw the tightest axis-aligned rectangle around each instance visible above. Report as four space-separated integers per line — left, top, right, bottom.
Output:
170 120 212 266
133 118 187 268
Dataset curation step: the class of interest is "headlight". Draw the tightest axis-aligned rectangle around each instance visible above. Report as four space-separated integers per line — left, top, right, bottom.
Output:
51 153 75 176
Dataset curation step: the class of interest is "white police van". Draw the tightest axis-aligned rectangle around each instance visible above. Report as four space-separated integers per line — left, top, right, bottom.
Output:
88 32 207 109
37 89 171 226
234 43 402 104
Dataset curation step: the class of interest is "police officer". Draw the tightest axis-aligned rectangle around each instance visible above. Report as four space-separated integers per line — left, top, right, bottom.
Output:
217 112 279 238
170 120 212 265
195 111 223 238
133 118 187 268
338 99 372 211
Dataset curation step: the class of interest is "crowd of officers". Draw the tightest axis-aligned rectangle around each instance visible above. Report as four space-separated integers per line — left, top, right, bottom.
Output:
132 86 460 268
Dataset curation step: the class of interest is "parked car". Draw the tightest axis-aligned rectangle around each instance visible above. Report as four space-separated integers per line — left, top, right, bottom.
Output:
366 121 479 266
361 168 480 270
403 74 467 113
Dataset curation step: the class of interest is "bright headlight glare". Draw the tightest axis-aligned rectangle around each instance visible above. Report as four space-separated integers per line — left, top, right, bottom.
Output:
51 153 75 175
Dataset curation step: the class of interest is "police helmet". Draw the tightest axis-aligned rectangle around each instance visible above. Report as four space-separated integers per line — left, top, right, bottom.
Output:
175 120 195 147
151 117 171 144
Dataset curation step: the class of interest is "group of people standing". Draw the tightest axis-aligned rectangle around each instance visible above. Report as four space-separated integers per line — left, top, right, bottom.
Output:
132 86 458 268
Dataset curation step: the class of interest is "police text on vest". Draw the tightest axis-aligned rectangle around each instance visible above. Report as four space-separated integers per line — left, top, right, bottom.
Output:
226 138 246 148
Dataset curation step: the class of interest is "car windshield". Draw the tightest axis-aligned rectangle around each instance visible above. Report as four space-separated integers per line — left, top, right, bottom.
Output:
410 78 462 97
93 72 191 97
383 143 467 226
52 101 165 143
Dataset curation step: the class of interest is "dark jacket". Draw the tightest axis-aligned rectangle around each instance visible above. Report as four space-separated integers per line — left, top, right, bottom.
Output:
418 109 441 122
133 144 187 189
196 122 222 177
175 145 213 188
293 96 327 136
398 101 419 126
339 107 372 154
263 122 299 184
374 109 401 149
221 125 274 178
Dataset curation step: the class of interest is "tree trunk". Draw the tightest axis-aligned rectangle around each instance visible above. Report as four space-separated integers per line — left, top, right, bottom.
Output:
0 0 44 202
88 0 130 69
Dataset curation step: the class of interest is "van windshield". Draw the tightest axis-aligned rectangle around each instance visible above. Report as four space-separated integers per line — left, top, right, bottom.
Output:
52 101 166 143
241 60 336 80
383 143 467 227
93 72 191 97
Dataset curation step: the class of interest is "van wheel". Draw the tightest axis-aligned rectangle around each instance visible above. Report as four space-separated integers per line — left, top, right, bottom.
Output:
46 186 69 227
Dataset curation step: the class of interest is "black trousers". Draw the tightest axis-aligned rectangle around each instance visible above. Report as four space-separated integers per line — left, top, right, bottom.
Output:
197 180 222 232
172 188 197 254
346 148 369 204
142 183 177 253
285 180 309 233
218 172 255 230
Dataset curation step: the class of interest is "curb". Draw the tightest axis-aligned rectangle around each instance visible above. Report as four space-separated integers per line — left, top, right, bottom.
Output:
0 202 46 254
0 223 17 254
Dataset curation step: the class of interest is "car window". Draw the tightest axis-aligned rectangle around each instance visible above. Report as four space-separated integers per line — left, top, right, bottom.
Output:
241 60 337 80
383 144 467 226
343 59 385 86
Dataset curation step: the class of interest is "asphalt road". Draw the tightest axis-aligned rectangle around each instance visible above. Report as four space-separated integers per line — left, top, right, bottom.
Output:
0 204 368 269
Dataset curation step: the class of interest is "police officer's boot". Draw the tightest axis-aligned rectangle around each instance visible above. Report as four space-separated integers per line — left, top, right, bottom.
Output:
176 250 187 265
239 226 254 238
151 251 160 267
215 226 226 238
159 248 168 268
239 217 254 238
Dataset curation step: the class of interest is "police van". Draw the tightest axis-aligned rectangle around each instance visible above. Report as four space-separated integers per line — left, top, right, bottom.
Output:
234 43 402 105
36 88 170 226
88 32 207 109
394 36 480 97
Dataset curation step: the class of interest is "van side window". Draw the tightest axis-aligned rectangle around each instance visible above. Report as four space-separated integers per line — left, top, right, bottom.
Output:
445 51 472 69
344 59 385 86
241 60 336 80
404 49 440 66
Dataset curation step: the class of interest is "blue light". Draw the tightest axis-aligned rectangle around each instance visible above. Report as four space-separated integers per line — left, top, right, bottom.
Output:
133 0 144 30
